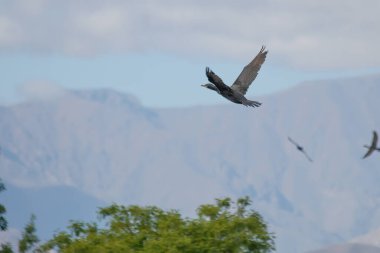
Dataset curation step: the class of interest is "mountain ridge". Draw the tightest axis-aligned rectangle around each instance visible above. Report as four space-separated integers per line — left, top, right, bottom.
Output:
0 74 379 253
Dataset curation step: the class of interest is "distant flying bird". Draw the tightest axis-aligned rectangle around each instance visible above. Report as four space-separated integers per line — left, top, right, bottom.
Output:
201 46 268 107
288 137 313 162
363 131 380 159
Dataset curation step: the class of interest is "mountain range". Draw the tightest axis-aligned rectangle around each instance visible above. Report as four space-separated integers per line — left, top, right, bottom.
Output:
0 74 379 253
307 228 380 252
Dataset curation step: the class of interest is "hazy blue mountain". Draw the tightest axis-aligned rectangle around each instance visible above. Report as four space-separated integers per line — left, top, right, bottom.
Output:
308 229 380 253
0 74 379 253
0 181 105 241
350 228 380 248
307 243 380 253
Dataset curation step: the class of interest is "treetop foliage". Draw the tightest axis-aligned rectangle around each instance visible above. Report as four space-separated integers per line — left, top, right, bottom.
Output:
0 179 8 231
19 214 39 253
39 197 275 253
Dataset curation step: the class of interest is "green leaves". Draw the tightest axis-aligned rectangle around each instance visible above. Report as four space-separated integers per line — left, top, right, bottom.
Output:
0 243 13 253
19 214 39 253
41 197 274 253
0 179 7 231
0 179 11 253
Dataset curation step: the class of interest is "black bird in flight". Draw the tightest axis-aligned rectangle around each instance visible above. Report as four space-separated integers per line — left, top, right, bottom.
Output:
288 137 313 162
363 131 380 159
201 46 268 107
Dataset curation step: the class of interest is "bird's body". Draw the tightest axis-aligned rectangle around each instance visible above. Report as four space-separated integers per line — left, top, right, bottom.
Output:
363 131 380 159
201 46 267 107
206 83 256 106
288 137 313 162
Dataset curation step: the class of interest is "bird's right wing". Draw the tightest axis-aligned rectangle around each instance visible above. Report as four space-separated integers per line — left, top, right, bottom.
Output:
363 131 378 159
205 67 231 92
231 46 268 95
302 151 313 162
372 131 378 147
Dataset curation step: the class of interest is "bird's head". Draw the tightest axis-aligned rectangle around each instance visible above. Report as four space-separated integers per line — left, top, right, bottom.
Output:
201 83 219 92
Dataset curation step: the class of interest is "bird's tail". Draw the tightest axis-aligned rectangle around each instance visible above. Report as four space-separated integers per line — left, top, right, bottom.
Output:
243 99 261 107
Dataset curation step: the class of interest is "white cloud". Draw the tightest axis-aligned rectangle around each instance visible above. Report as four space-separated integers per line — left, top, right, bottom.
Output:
0 0 380 69
16 0 47 16
0 16 22 46
77 8 125 38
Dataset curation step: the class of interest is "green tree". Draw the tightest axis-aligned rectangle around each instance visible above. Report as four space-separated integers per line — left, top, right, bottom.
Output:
19 214 39 253
0 243 13 253
0 180 40 253
39 197 275 253
0 179 7 231
0 179 13 253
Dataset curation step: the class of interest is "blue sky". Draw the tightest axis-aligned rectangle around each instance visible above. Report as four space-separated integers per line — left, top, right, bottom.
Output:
1 0 379 107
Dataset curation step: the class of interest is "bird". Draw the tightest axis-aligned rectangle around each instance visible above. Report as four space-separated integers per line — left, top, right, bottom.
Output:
201 46 268 107
363 130 380 159
288 137 313 162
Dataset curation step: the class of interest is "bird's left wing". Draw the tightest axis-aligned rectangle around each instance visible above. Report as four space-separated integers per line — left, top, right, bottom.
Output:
288 137 298 147
231 46 268 95
363 148 374 159
205 67 231 92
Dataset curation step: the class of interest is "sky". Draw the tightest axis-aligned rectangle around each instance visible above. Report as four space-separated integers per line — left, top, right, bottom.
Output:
0 0 380 108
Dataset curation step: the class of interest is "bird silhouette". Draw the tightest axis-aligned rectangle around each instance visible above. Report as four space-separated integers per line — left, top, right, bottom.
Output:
201 46 267 107
288 137 313 162
363 130 380 159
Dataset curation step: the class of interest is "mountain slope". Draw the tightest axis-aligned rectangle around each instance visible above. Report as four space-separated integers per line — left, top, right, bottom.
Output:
0 75 379 253
307 243 380 253
350 228 380 248
1 182 105 241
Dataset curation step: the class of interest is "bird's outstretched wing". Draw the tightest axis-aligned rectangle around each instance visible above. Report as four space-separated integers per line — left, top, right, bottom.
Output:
288 137 299 147
363 148 374 159
302 151 313 163
231 46 268 95
205 67 231 92
371 131 378 148
363 131 378 159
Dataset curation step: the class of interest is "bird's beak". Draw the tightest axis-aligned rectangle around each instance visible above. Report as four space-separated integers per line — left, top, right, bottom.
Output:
201 84 206 87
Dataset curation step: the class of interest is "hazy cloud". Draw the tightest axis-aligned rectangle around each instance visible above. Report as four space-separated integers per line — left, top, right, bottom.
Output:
18 80 67 101
0 228 20 248
1 0 379 69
